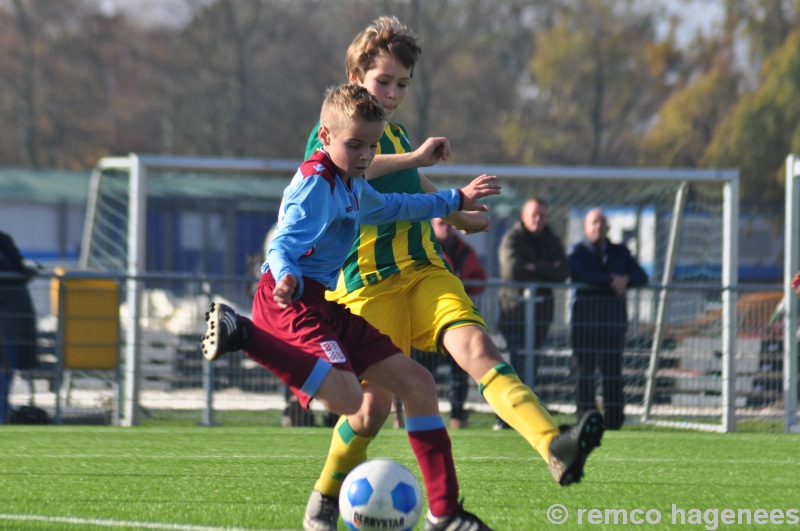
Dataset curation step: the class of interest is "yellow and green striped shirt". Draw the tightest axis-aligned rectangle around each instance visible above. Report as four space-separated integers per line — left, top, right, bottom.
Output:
304 121 448 293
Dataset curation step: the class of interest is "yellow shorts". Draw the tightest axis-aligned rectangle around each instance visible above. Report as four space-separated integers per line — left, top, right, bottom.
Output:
328 263 487 355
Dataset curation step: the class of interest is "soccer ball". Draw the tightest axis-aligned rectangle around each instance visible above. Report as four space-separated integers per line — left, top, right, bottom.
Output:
339 459 423 531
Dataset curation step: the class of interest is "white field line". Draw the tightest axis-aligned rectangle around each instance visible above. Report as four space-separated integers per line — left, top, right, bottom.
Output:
1 453 795 466
0 513 292 531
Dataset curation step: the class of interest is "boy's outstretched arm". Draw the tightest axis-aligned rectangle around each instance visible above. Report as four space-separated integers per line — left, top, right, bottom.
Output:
359 174 499 227
420 172 491 234
365 137 450 180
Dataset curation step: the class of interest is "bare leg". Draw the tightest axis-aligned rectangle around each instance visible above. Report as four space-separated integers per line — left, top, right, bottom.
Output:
359 353 438 417
312 367 366 416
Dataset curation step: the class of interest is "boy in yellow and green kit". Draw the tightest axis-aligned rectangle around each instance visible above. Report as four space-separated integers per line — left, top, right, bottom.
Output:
303 17 604 531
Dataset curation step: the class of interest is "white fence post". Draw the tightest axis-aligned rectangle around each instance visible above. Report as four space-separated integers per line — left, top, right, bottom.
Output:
784 154 799 434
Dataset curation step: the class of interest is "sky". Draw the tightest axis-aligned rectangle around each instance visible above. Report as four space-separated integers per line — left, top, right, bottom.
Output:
658 0 726 48
98 0 197 28
96 0 727 44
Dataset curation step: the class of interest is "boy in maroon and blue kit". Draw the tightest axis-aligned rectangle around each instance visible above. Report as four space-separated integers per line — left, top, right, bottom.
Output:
201 84 500 530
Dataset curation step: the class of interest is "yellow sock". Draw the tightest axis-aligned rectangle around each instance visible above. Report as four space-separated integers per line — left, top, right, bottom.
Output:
314 415 373 497
479 363 560 461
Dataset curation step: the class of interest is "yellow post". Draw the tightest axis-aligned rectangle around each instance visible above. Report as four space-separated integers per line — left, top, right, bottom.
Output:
51 268 120 370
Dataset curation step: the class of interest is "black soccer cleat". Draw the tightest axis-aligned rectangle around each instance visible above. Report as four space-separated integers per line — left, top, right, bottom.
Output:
201 302 243 361
303 490 339 531
423 500 493 531
548 410 604 486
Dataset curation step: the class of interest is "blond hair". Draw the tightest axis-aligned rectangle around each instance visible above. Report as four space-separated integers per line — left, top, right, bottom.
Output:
345 16 422 81
320 84 385 135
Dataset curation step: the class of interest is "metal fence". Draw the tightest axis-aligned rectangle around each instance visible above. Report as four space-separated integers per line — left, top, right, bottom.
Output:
3 270 797 432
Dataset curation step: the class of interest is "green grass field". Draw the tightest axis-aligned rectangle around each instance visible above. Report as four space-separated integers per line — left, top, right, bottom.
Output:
1 425 798 530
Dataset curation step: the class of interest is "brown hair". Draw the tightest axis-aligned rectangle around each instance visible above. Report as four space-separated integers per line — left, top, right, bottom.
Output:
345 16 422 81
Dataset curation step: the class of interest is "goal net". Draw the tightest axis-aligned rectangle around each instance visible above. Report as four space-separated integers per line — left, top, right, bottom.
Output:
81 155 297 425
424 164 742 432
80 154 790 433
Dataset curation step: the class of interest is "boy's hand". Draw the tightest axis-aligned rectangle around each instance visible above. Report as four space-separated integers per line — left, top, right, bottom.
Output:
413 137 451 167
792 272 800 295
273 274 298 308
444 211 491 234
458 174 501 212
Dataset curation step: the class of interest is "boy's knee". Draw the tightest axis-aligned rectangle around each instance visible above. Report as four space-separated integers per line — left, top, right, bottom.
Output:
444 325 500 357
399 364 437 402
329 391 363 416
317 369 364 415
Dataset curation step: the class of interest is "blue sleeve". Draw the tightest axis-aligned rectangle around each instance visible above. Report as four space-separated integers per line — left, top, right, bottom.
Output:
358 180 460 225
621 247 649 286
568 244 612 286
267 176 333 298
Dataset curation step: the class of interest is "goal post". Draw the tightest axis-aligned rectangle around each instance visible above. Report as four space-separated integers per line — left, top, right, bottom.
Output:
641 180 688 426
81 154 297 426
784 154 800 433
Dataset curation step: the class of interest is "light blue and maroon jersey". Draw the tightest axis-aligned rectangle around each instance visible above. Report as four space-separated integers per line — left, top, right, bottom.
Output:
305 121 450 294
265 149 460 299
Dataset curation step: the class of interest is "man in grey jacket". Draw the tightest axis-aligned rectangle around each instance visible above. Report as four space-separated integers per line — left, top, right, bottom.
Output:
497 198 570 429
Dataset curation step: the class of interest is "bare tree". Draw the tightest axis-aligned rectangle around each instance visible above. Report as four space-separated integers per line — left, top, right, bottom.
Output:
0 0 797 177
8 0 39 166
503 0 674 166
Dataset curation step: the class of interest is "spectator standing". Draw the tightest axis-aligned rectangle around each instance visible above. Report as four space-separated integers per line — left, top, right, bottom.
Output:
497 198 570 429
0 231 39 424
567 209 648 430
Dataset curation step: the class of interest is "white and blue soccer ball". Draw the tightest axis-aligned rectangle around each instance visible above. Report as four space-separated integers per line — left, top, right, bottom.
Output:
339 459 423 531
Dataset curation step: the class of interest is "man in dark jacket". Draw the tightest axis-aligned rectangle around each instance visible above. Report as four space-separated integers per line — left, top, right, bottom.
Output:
0 231 39 424
497 197 570 429
568 209 648 430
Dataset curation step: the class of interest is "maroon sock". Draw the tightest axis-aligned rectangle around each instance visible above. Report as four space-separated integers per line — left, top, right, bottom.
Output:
407 427 459 517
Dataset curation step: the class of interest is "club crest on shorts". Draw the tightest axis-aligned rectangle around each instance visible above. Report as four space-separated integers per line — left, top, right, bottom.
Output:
319 340 346 363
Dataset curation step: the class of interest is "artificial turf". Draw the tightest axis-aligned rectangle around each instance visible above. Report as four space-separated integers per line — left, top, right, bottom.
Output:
0 425 797 530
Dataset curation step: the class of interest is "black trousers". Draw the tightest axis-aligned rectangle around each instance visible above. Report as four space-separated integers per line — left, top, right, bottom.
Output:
571 325 626 430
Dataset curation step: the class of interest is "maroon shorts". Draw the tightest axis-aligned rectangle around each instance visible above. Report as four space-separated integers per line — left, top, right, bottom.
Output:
248 270 400 407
